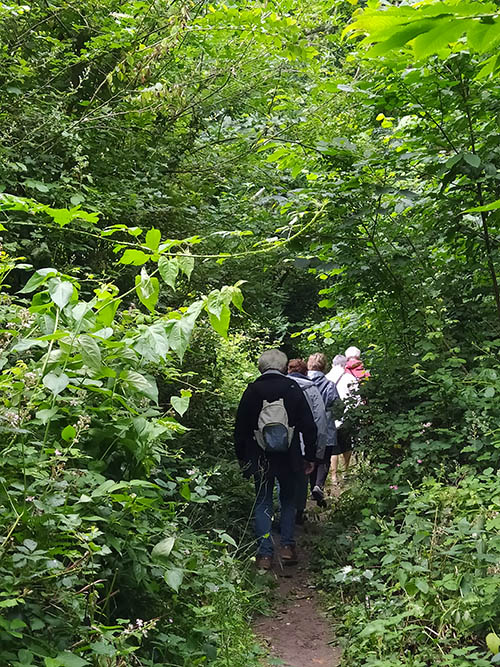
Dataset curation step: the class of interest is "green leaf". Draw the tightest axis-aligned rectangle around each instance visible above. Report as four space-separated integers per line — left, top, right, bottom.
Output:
230 286 244 312
177 253 194 280
23 538 37 552
165 567 184 592
135 268 159 312
208 303 230 338
411 19 469 59
135 323 170 361
119 249 150 266
145 228 161 252
171 389 192 416
463 153 481 168
121 370 158 402
485 386 496 398
219 532 237 547
152 536 176 559
78 334 102 369
36 407 59 424
96 299 120 327
45 653 89 667
61 425 76 441
158 256 179 289
166 300 204 361
19 268 58 293
11 338 48 352
43 372 70 396
463 199 500 213
415 578 429 594
48 280 74 309
487 632 500 655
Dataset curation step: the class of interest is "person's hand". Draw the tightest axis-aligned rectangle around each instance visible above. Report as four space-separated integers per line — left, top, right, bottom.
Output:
303 461 315 476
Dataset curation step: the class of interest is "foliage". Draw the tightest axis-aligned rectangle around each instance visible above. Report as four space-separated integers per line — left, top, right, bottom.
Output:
316 465 500 666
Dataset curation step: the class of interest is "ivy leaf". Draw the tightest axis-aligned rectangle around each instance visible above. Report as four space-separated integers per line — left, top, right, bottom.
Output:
43 372 70 396
152 536 176 559
171 389 192 416
165 567 184 592
119 249 150 266
158 256 179 289
78 334 102 369
145 228 161 252
135 268 159 312
48 279 74 309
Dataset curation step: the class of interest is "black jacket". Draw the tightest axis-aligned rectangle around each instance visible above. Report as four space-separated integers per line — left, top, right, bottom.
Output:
234 371 317 477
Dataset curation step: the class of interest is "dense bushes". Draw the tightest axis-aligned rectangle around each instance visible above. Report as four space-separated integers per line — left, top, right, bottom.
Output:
0 234 265 666
317 465 500 666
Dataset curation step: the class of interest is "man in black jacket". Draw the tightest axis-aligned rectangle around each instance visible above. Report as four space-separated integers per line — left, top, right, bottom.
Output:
234 349 317 569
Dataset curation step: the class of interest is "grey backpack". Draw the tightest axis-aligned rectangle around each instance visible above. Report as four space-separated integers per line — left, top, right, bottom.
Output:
254 398 294 454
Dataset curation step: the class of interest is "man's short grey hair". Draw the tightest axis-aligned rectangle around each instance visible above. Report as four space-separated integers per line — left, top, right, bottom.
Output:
332 354 347 367
345 346 361 359
258 349 288 374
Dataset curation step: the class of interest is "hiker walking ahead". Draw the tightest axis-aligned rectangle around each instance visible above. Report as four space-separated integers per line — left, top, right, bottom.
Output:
307 353 339 504
287 358 328 524
327 347 370 483
234 349 316 570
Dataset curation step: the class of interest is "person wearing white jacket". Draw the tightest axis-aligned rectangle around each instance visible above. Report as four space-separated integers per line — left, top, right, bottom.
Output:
326 353 360 483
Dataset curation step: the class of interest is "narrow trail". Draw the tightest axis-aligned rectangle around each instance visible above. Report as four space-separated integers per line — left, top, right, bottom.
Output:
253 517 342 667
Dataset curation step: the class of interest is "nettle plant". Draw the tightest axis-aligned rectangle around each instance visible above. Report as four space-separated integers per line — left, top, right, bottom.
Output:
0 196 247 665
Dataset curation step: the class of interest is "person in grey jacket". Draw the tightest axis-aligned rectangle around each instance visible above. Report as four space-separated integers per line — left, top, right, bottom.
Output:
288 358 328 522
307 352 339 504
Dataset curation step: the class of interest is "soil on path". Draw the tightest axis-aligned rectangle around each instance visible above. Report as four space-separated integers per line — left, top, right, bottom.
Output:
253 522 342 667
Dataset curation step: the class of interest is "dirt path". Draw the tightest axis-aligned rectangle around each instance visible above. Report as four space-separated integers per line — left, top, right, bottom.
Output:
253 522 341 667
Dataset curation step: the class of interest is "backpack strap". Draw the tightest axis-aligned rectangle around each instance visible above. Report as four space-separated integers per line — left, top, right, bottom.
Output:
334 371 346 388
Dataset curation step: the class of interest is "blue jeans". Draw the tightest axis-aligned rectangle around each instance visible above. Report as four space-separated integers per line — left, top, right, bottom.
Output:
254 471 296 557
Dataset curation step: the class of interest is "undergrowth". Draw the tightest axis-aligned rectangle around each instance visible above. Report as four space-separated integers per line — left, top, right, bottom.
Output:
316 463 500 666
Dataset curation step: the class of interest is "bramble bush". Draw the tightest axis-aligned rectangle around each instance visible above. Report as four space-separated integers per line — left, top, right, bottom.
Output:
0 199 264 666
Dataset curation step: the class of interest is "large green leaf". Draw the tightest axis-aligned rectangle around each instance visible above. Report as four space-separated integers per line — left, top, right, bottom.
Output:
135 268 159 312
177 253 194 280
78 334 102 370
43 372 70 396
19 268 58 294
121 370 158 402
158 256 179 289
145 228 161 252
48 280 74 309
165 567 184 592
152 536 176 559
165 300 204 361
119 249 150 266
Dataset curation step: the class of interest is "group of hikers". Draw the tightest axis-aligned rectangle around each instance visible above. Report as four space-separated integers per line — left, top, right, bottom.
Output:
234 346 370 570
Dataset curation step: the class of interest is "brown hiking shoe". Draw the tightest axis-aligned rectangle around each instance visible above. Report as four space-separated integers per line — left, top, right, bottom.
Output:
280 545 298 565
255 555 272 570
